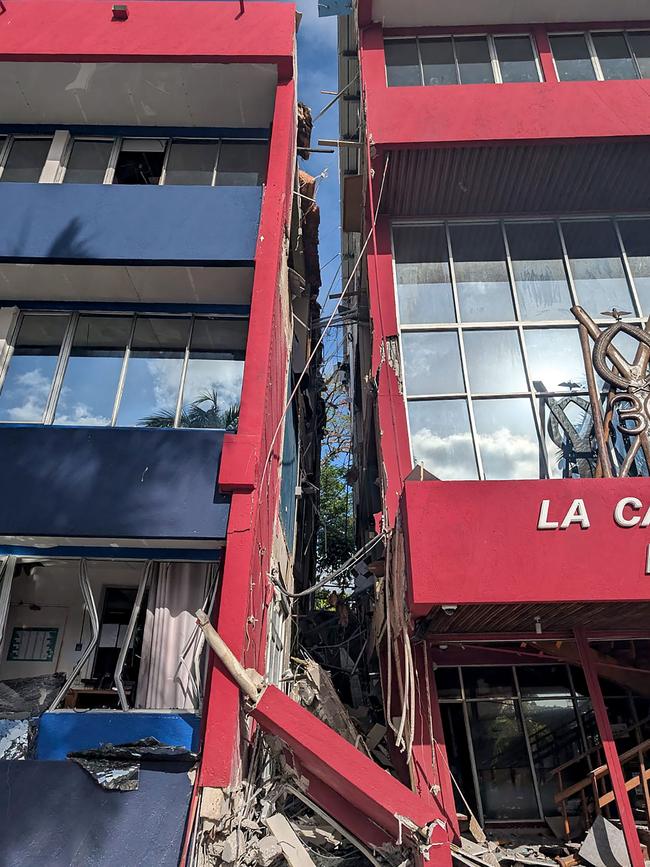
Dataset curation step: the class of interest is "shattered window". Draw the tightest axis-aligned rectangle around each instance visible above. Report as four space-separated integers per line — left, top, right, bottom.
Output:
394 218 650 481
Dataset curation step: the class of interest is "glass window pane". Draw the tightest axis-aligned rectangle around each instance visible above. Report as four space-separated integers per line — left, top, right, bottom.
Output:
518 665 572 697
628 31 650 78
179 319 247 430
550 34 596 81
1 138 51 183
401 331 464 396
117 317 191 427
215 142 268 186
0 314 68 422
435 667 461 699
521 698 586 816
408 399 478 480
561 221 633 314
164 141 219 186
473 397 540 479
385 39 421 86
455 36 494 84
540 392 596 479
618 219 650 314
63 140 112 184
420 38 457 86
450 224 514 322
592 32 637 80
467 700 539 820
393 225 455 324
54 316 131 426
495 36 539 83
525 328 586 392
506 222 572 320
463 667 515 698
464 330 527 394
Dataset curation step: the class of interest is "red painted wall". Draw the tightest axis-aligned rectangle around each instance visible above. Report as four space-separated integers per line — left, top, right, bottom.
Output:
402 478 650 616
200 77 297 788
360 24 650 148
0 0 295 78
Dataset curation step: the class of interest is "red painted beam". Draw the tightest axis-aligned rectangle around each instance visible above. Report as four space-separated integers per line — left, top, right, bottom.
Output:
403 479 650 616
574 630 644 867
0 0 295 79
200 76 296 789
252 684 451 861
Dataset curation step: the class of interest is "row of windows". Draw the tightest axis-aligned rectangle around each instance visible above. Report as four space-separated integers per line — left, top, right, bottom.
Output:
0 134 268 186
393 218 650 482
0 313 247 429
385 29 650 87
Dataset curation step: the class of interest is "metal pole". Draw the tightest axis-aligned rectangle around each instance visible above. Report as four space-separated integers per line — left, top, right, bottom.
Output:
114 560 152 710
576 322 613 477
574 628 644 867
195 609 262 703
0 555 17 654
49 560 100 711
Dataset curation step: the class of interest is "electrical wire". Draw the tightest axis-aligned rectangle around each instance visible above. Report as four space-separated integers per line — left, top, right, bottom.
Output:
258 153 390 492
270 533 384 600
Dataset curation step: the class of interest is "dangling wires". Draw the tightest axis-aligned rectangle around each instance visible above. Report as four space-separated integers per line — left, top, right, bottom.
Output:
258 152 391 493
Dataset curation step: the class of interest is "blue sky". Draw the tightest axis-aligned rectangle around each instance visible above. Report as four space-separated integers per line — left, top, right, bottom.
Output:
295 2 342 315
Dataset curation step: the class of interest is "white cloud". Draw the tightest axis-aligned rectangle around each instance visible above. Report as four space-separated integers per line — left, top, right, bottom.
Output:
1 367 52 422
412 426 540 480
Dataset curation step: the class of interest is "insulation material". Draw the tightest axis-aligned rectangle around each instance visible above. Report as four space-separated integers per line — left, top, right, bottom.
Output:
0 718 29 760
0 672 66 715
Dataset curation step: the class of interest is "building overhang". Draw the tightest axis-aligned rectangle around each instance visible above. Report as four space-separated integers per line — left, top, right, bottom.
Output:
401 478 650 619
367 0 650 28
0 0 296 127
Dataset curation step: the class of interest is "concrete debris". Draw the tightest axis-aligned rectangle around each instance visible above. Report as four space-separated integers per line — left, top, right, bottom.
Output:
266 813 318 867
578 816 631 867
453 834 583 867
290 658 363 748
222 829 246 863
256 835 283 867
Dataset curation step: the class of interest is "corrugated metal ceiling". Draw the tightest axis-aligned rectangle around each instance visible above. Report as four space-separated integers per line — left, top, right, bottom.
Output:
384 140 650 217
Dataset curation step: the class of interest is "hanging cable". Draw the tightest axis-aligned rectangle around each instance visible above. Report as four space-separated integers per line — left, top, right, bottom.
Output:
259 153 390 492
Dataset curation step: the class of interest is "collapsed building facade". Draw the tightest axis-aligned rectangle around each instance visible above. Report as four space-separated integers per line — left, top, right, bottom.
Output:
0 1 326 861
335 0 650 866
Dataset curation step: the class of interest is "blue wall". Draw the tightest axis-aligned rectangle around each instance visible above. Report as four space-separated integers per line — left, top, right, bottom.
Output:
36 710 200 759
0 760 192 866
0 426 230 540
0 184 262 263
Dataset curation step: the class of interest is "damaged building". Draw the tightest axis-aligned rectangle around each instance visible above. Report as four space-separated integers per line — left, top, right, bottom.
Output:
0 0 325 862
333 0 650 866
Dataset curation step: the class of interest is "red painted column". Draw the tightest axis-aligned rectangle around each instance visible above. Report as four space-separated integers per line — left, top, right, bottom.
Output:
200 76 297 788
533 25 556 83
574 629 644 867
411 644 459 845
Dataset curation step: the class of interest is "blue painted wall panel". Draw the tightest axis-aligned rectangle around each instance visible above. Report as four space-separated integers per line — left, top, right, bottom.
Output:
0 760 192 866
36 710 200 759
0 183 262 263
0 426 230 540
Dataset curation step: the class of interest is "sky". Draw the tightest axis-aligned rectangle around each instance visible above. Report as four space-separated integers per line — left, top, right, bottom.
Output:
295 1 342 316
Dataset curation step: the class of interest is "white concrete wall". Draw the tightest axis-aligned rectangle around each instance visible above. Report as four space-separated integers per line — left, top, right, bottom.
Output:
0 560 143 682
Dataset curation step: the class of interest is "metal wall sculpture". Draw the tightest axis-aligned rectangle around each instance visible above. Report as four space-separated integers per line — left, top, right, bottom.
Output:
571 306 650 478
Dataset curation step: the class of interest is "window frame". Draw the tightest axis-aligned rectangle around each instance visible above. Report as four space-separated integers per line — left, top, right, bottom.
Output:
392 214 650 481
0 310 248 429
58 136 116 184
384 32 542 87
0 134 53 183
549 28 650 82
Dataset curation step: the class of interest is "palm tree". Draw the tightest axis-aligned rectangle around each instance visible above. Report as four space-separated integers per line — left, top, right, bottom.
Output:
140 389 240 430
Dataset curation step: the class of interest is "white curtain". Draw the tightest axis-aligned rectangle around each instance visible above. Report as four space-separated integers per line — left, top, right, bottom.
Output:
135 562 214 710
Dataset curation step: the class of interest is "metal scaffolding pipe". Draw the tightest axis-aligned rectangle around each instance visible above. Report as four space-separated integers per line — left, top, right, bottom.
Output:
195 609 262 703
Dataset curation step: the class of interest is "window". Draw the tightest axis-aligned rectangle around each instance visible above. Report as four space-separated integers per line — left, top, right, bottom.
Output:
394 218 650 481
385 34 540 86
0 132 269 186
0 137 52 183
0 313 247 430
550 30 650 81
62 140 112 184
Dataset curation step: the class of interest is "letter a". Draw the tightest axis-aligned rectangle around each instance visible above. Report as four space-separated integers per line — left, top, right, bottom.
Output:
560 498 590 530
